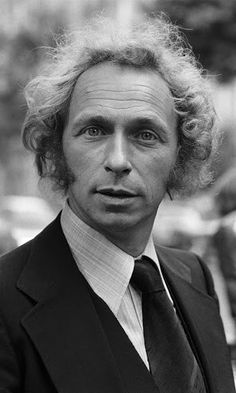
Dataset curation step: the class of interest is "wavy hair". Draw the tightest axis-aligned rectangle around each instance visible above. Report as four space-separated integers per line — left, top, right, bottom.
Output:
22 14 219 197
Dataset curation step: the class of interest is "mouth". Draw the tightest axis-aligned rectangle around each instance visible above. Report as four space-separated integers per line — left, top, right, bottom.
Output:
96 187 137 199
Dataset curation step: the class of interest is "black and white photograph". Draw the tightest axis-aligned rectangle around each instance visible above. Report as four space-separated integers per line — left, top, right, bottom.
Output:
0 1 235 392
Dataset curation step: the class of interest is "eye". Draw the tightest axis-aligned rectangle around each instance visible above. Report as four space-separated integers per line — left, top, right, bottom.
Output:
84 126 104 137
136 130 157 141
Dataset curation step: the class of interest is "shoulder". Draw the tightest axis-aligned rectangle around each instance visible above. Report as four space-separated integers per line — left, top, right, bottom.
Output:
0 240 34 338
0 241 32 287
0 240 34 312
0 214 61 288
155 244 217 299
155 243 202 271
155 243 197 262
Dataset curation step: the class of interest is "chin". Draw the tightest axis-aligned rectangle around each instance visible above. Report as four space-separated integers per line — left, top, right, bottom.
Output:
95 214 142 233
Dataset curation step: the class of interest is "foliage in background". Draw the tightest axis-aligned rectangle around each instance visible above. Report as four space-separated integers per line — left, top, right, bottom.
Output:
1 0 235 143
143 0 236 83
0 6 66 146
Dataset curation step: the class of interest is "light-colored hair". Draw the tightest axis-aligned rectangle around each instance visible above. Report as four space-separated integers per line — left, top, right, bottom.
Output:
22 14 219 197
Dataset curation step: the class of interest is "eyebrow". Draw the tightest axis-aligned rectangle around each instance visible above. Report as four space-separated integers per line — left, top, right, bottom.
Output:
132 117 169 135
72 113 170 138
72 114 112 132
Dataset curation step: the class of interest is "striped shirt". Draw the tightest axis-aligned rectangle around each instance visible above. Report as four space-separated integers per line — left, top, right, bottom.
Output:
61 201 170 368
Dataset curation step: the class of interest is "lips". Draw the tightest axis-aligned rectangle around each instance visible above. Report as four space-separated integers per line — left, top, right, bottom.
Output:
96 187 137 198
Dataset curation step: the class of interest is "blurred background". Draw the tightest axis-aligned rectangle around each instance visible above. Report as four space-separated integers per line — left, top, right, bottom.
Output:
0 0 236 376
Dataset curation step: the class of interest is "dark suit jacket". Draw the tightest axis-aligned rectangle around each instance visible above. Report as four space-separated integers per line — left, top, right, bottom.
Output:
0 215 235 393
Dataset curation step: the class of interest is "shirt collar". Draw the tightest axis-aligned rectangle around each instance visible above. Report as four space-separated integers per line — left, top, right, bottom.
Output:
60 201 161 315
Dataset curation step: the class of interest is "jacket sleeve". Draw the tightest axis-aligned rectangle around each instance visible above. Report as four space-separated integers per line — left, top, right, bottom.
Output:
0 310 22 392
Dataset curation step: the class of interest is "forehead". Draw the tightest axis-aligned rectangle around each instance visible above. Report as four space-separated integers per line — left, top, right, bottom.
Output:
68 62 176 129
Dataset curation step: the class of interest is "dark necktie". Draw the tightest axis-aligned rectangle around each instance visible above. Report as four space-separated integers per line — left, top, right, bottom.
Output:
131 256 206 393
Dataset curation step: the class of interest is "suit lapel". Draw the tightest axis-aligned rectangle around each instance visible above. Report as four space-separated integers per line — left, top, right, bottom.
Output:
156 245 235 393
17 216 124 393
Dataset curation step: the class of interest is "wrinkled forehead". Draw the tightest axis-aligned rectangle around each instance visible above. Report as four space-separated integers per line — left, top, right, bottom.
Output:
68 62 176 130
73 61 172 101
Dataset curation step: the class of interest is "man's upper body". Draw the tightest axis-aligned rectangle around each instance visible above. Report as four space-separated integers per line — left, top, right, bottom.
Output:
0 14 235 393
0 203 235 393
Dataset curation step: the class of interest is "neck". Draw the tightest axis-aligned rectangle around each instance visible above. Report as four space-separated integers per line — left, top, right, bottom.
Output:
67 196 154 257
100 226 152 257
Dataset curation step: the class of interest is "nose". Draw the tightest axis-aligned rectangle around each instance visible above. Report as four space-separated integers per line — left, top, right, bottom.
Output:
104 132 132 175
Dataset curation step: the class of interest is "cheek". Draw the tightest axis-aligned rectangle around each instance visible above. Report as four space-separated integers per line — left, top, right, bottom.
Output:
156 148 178 177
63 142 92 177
144 151 176 196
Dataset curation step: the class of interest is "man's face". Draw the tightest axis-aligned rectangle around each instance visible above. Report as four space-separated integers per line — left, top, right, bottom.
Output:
63 62 178 239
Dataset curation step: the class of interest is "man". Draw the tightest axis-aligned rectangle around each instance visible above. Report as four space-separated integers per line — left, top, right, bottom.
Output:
0 15 235 393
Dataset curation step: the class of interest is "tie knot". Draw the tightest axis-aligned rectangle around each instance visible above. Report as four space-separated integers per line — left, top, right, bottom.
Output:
131 256 165 294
